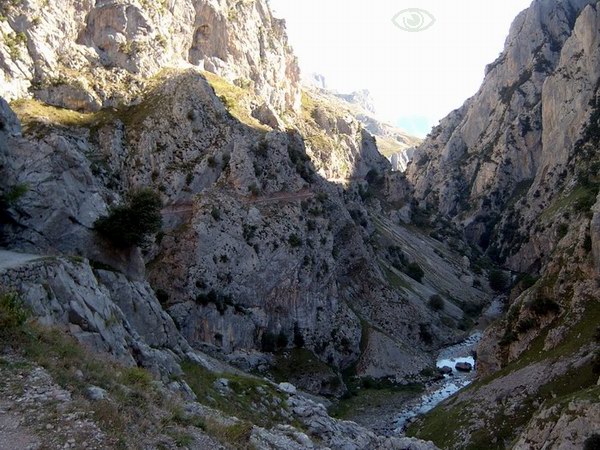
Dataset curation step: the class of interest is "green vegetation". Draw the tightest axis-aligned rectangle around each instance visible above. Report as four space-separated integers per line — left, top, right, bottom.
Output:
408 297 600 448
488 269 508 292
1 183 28 205
405 262 425 283
94 189 162 248
270 348 339 392
195 290 234 315
0 297 205 448
3 31 27 59
210 207 221 221
539 185 599 222
528 295 560 316
260 330 289 352
428 294 445 311
557 223 569 239
329 381 423 420
181 360 289 429
288 233 302 248
0 292 29 338
0 183 28 224
202 71 267 130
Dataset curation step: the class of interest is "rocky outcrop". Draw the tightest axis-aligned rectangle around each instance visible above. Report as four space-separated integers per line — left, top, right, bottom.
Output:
0 253 191 378
0 0 300 113
302 84 421 173
390 148 415 172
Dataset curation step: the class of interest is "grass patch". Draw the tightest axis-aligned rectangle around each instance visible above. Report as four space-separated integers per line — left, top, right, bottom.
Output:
202 71 267 130
0 293 213 448
270 348 337 386
379 261 412 291
408 297 600 449
539 185 597 222
203 419 253 449
181 360 289 429
329 383 423 420
405 399 471 447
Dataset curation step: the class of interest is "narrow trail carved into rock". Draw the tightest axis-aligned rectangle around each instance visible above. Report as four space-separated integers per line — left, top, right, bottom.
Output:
160 190 315 216
0 250 44 271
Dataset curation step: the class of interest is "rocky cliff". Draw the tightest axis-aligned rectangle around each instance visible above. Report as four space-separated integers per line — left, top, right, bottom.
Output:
405 1 600 448
0 0 493 448
301 82 422 172
0 0 300 113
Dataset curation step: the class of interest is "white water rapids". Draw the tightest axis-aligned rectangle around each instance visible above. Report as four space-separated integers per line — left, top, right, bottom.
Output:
393 332 482 432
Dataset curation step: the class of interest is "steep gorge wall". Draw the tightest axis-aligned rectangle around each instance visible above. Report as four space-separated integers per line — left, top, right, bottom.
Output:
0 0 300 113
405 2 600 447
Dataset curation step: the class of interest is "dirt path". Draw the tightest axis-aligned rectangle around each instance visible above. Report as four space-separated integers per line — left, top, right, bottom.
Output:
249 189 313 205
0 354 109 450
161 190 315 216
0 250 44 271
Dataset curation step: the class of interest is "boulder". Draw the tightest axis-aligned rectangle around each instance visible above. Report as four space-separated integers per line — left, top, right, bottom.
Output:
439 366 453 375
278 382 297 395
84 386 108 401
455 362 473 372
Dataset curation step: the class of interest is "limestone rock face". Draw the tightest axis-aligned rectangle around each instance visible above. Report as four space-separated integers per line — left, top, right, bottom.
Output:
513 397 600 450
0 255 189 378
303 84 422 174
406 0 600 273
404 1 600 445
591 192 600 272
0 0 300 113
0 96 21 137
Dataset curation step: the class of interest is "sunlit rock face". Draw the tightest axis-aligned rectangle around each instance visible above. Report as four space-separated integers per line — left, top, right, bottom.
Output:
406 0 600 271
0 0 300 113
403 2 600 447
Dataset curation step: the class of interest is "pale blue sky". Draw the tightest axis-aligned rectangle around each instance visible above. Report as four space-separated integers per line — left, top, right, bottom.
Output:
270 0 532 137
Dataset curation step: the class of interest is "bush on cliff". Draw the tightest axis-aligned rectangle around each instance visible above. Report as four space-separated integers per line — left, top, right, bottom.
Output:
94 189 162 248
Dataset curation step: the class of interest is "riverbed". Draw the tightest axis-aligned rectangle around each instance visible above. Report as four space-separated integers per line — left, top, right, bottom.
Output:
393 332 482 431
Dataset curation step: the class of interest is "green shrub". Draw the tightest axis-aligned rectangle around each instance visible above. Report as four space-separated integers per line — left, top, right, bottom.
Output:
0 292 28 336
94 189 162 248
405 262 424 283
529 295 560 316
584 434 600 450
155 289 169 305
288 234 302 248
276 331 288 349
428 295 444 311
557 223 568 239
185 172 194 186
516 317 535 333
293 323 305 348
584 234 593 252
592 351 600 375
419 323 433 345
122 366 153 388
488 269 508 292
1 183 28 206
211 207 221 221
261 332 277 352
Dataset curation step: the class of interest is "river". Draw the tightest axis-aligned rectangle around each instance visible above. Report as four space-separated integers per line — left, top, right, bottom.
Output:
393 332 482 431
